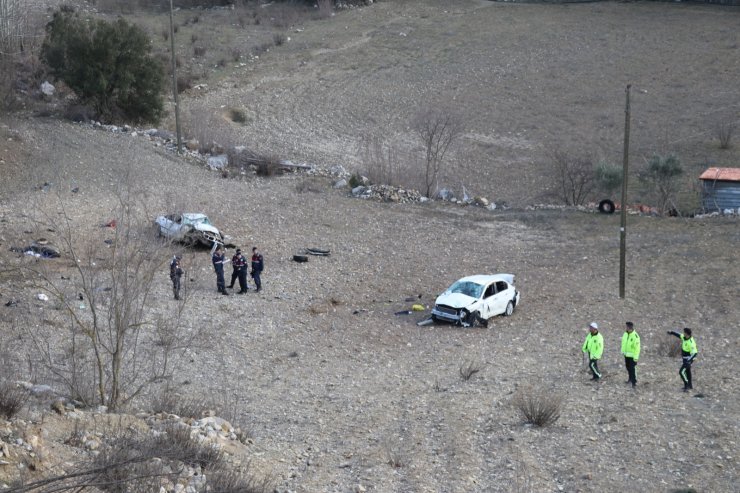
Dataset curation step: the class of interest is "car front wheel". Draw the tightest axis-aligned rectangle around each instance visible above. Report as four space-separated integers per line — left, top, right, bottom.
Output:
505 301 514 316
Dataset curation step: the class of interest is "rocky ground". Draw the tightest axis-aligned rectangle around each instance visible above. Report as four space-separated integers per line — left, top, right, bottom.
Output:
1 1 739 492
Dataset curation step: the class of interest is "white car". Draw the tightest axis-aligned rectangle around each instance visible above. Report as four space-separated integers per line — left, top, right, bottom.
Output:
431 274 520 327
155 213 231 247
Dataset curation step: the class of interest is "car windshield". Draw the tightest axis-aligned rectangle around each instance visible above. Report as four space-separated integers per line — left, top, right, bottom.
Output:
448 281 484 299
184 216 211 226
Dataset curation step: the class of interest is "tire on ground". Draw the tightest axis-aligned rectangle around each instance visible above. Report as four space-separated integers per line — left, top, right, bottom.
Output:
598 199 615 214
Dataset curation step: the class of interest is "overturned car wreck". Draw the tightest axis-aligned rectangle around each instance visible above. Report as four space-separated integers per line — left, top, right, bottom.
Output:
155 213 234 247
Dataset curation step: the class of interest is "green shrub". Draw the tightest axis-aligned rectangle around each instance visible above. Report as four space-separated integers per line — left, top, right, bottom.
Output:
348 173 362 188
41 11 165 124
594 161 622 197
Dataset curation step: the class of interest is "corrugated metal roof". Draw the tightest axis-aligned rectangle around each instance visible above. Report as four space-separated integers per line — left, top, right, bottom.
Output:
699 167 740 182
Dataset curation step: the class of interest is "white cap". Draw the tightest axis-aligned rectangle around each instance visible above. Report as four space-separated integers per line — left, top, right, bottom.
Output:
589 322 598 329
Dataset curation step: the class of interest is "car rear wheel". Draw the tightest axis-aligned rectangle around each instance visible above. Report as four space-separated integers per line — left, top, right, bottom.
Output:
505 301 514 316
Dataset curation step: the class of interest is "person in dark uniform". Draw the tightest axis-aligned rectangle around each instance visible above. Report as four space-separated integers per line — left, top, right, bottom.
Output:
668 328 698 392
251 246 264 292
211 246 229 295
229 248 249 293
169 255 183 300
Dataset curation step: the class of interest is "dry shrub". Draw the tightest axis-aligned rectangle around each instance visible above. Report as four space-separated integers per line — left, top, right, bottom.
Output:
194 45 207 57
0 381 28 419
657 334 682 358
716 119 736 149
273 33 286 46
513 386 563 427
256 156 281 177
177 72 196 94
385 441 406 468
459 360 483 381
150 387 213 419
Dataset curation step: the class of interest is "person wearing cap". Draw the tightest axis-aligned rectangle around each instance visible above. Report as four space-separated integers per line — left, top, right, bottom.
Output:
621 321 640 388
211 246 229 295
228 248 249 294
667 328 698 392
169 255 183 300
582 322 604 381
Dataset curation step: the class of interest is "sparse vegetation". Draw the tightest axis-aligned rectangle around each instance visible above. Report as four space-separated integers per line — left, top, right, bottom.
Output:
716 118 736 149
657 334 682 358
459 360 483 381
513 387 563 427
0 381 27 419
41 10 165 123
639 154 684 215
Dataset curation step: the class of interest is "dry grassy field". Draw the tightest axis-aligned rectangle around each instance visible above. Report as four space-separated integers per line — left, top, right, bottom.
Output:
1 1 739 492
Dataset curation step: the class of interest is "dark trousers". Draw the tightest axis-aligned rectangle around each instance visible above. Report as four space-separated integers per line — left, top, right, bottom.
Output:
171 276 181 299
229 269 238 288
624 357 637 385
680 360 693 389
252 270 261 291
215 267 225 292
237 268 248 292
589 359 601 380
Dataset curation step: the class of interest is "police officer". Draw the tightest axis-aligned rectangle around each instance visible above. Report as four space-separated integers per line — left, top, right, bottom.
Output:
211 246 229 295
621 321 640 388
668 328 698 392
251 246 264 292
169 255 183 300
228 248 249 294
582 322 603 381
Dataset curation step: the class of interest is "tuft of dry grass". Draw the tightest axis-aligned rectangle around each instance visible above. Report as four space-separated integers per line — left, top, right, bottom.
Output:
513 386 563 427
459 360 483 381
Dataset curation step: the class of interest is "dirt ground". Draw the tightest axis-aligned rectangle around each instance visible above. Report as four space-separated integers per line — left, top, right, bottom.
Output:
1 1 739 492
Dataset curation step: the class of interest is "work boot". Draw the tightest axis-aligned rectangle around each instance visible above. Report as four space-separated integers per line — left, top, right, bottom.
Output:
222 290 230 296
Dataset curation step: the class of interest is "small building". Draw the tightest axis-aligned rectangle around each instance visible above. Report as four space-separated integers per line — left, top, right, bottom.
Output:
699 167 740 212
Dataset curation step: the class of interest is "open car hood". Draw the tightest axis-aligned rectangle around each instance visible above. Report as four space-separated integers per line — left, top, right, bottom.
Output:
435 292 477 309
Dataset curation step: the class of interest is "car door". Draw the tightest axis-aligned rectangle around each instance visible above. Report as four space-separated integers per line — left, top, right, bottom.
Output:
488 281 509 315
481 283 497 318
161 214 181 239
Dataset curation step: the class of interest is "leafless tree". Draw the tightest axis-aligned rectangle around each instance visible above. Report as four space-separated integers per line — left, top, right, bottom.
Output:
411 106 463 198
24 174 196 412
550 150 595 206
358 134 404 187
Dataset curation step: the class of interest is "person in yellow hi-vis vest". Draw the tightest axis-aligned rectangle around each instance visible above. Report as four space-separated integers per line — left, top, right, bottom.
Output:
621 322 640 388
582 322 604 381
668 328 698 392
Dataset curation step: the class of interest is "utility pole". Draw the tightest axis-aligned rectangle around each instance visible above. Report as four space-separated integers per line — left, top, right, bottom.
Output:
619 84 631 299
169 0 182 153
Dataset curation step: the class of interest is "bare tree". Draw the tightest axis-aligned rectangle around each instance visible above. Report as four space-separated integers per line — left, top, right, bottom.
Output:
411 106 463 198
358 134 404 187
25 175 196 412
550 150 595 206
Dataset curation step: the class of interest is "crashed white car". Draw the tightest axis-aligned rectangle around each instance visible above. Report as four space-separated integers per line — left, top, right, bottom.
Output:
431 274 520 327
155 213 231 247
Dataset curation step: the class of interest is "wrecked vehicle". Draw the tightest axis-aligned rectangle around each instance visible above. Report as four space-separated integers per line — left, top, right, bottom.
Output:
431 274 520 327
155 213 232 247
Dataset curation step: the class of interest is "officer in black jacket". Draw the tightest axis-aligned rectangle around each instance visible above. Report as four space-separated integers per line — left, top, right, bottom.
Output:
229 248 249 293
169 255 183 300
251 246 264 292
212 246 229 295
